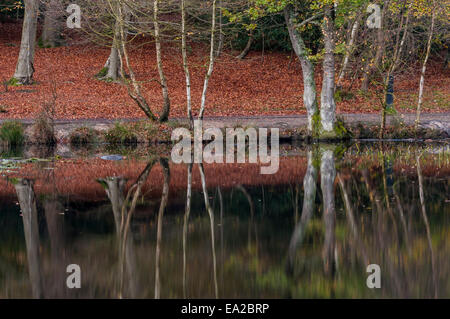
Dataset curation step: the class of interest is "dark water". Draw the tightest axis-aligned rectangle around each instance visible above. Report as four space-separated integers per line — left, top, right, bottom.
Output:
0 143 449 298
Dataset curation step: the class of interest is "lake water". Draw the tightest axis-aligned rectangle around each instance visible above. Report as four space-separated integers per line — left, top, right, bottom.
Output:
0 142 449 298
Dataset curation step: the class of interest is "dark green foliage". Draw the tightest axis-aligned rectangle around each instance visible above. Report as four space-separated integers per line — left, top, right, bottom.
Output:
0 1 24 21
105 122 138 144
6 78 19 86
0 121 25 146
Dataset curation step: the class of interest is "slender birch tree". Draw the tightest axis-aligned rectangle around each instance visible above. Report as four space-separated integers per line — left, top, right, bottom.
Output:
415 0 436 129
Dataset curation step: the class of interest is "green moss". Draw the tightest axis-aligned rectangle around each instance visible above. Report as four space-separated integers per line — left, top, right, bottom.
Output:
312 113 352 140
334 117 352 139
104 122 138 144
95 67 108 78
7 78 20 86
7 177 20 185
312 111 321 138
0 121 25 146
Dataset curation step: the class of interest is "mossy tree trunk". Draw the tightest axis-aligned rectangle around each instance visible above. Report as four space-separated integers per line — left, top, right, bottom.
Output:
320 5 337 136
284 5 318 135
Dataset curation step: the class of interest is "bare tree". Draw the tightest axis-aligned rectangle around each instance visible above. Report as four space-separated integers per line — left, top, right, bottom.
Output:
153 0 170 121
198 0 217 120
181 0 193 128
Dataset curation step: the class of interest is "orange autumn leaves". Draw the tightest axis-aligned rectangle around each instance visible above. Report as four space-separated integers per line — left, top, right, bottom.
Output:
0 22 448 120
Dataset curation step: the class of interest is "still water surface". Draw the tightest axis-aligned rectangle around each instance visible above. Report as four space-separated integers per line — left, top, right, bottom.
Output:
0 142 449 298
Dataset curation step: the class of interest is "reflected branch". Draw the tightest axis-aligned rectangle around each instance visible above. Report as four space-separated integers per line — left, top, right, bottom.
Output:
337 174 369 265
416 155 438 298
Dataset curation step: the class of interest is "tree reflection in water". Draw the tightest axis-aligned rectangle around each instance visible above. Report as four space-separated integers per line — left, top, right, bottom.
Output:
6 145 449 298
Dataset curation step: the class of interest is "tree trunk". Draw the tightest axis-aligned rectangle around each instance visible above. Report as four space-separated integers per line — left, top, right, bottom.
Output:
236 31 254 60
181 0 193 128
103 46 121 80
198 0 217 120
320 5 337 135
42 0 63 48
284 5 318 134
13 0 39 84
416 2 436 129
117 3 157 120
336 12 361 88
101 6 132 81
154 0 170 122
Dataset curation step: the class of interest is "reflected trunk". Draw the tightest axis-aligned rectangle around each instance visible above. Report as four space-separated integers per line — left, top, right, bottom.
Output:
155 158 170 299
182 162 193 298
337 174 368 265
287 149 318 271
199 164 219 298
43 197 65 298
416 155 438 298
14 179 43 298
320 149 336 276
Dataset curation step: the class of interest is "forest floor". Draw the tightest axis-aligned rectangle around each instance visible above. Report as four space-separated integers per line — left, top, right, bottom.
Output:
0 21 449 120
